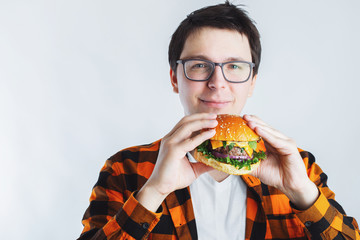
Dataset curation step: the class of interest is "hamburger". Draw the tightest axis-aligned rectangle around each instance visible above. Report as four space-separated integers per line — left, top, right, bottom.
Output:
194 114 266 175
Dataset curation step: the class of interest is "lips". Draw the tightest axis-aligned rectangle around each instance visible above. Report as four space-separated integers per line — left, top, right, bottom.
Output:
200 98 232 108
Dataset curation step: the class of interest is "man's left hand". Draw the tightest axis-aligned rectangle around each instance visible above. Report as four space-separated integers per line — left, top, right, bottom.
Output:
243 114 319 210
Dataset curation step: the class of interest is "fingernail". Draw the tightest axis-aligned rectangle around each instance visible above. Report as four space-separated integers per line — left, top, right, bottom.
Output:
208 129 216 135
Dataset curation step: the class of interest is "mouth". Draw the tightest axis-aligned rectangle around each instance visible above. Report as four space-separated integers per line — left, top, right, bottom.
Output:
200 99 232 108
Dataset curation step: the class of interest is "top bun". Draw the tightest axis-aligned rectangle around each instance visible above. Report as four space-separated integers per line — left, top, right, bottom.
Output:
212 114 259 142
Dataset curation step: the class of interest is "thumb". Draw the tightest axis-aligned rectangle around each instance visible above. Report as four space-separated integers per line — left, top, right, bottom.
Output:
190 162 213 178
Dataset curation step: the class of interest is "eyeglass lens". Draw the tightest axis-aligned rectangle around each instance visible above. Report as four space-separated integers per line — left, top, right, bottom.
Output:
184 60 251 82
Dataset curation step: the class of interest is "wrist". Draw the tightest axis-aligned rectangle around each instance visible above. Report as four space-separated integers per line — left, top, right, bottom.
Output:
283 180 319 210
136 183 168 213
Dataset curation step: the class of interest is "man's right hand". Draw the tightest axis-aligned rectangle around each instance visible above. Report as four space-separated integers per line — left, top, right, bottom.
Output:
136 113 218 212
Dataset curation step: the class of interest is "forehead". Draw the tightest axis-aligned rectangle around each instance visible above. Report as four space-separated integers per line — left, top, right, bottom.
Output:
180 27 252 62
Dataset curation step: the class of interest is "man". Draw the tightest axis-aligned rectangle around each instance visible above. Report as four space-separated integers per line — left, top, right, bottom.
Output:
79 2 359 239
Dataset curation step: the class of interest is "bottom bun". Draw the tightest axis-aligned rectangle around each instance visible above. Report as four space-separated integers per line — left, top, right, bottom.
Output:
194 149 260 175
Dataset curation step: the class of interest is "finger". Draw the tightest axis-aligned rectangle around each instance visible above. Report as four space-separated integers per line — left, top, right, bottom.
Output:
245 116 287 140
263 140 277 154
244 114 273 131
254 126 296 155
244 114 272 134
250 121 287 140
254 126 283 148
167 113 217 137
243 114 267 126
171 118 218 143
181 128 216 153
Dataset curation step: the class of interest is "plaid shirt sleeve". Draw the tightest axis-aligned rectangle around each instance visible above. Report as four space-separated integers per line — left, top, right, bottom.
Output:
293 150 360 240
78 141 163 240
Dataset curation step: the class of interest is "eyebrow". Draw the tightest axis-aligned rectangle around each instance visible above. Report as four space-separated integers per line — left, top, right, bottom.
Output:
181 55 248 62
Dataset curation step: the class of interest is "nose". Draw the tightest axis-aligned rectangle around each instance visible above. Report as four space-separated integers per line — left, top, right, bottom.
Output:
207 65 227 90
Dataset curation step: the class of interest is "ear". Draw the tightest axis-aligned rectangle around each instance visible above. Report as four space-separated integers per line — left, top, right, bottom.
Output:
247 74 257 97
170 68 179 93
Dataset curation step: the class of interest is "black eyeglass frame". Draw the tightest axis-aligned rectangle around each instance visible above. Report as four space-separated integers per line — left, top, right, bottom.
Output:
176 59 255 83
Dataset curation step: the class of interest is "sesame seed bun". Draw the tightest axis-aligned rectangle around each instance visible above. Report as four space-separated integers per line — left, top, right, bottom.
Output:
212 114 260 142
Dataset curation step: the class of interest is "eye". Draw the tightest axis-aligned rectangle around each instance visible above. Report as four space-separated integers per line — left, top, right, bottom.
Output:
226 62 245 71
188 61 211 71
229 64 241 69
192 63 207 69
193 63 205 68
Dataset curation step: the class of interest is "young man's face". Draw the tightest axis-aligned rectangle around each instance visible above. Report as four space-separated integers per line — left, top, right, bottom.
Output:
171 27 257 116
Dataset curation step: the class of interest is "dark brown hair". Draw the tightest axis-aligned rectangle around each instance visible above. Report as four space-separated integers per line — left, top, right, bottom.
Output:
168 1 261 76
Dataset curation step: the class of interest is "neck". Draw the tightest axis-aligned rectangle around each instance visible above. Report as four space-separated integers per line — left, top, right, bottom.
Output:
208 169 229 182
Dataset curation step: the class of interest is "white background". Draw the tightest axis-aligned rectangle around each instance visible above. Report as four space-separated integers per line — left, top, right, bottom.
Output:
1 0 359 239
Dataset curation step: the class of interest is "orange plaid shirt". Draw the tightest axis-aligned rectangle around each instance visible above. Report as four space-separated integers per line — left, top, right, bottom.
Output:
79 140 360 240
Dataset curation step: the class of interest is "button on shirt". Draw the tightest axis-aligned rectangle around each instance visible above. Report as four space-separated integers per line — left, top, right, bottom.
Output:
187 153 247 240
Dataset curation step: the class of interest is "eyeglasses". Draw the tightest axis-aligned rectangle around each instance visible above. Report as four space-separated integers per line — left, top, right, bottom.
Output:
176 59 255 83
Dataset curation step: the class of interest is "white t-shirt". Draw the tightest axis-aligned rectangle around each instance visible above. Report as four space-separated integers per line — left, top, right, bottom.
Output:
187 153 247 240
